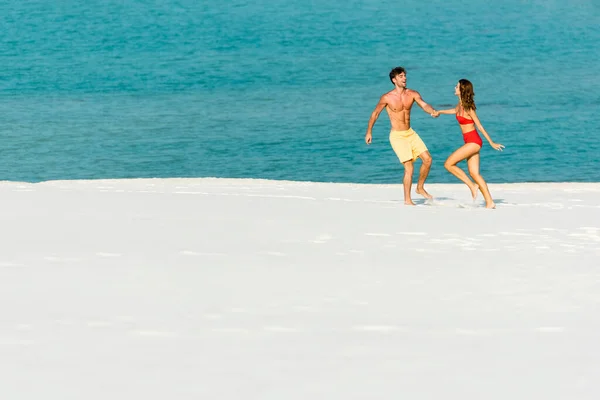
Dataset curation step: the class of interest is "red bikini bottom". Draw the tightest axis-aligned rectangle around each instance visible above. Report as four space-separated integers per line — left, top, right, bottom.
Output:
463 130 483 147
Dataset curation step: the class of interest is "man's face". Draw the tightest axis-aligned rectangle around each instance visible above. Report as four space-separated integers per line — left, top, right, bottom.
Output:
393 72 406 87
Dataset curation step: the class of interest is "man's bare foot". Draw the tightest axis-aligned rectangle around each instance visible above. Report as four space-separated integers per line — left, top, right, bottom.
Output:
469 184 479 201
485 202 496 209
416 187 433 200
405 200 416 206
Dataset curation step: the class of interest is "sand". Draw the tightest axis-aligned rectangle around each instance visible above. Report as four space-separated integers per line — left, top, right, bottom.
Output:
1 178 599 399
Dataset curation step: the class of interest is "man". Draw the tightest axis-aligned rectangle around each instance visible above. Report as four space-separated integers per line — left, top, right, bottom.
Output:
365 66 437 205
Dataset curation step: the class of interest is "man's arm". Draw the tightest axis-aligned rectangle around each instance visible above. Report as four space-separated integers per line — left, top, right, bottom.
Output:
365 96 387 144
413 91 437 115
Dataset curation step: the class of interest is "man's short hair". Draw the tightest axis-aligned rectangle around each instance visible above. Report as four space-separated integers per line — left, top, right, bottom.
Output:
389 67 406 83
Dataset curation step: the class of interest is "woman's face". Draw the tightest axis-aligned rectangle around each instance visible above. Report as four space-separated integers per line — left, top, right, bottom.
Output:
454 82 460 96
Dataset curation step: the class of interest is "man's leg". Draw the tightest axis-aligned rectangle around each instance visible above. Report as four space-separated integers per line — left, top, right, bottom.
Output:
402 160 415 205
416 151 433 199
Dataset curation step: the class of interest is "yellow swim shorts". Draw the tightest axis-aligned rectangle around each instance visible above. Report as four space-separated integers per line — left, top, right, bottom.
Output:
389 128 428 163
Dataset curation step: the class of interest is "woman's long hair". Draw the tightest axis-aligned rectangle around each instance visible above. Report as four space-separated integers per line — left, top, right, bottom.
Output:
459 79 476 111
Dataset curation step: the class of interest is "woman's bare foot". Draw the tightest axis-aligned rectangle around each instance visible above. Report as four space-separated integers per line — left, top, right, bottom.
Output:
470 184 479 201
485 202 496 209
405 200 416 206
416 187 433 199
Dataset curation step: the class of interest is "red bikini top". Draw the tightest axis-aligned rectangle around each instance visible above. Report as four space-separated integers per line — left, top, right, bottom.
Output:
456 114 474 125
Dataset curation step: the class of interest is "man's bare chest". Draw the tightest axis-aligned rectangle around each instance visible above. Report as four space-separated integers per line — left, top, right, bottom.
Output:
386 99 413 113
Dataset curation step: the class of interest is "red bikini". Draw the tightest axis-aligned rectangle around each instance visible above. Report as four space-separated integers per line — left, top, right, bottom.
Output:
456 115 474 125
456 114 483 147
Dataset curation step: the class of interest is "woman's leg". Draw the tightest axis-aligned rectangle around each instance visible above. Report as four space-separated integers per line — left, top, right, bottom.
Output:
466 153 495 208
444 143 481 199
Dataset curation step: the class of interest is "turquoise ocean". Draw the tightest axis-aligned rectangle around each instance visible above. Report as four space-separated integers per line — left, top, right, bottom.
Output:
1 0 599 183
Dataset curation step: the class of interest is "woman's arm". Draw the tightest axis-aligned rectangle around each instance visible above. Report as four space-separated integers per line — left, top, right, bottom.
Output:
467 109 505 151
432 106 457 117
436 108 457 115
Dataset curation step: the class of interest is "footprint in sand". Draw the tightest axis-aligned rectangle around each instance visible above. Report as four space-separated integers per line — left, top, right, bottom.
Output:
535 327 565 333
313 234 333 244
321 297 339 304
96 252 122 258
348 249 365 255
454 328 490 336
0 262 21 267
352 325 406 333
203 314 223 320
263 326 299 333
293 305 316 312
0 338 36 345
180 250 226 256
211 328 250 334
499 231 534 237
44 256 81 262
568 228 600 242
55 319 76 326
86 321 113 328
258 251 287 257
130 330 180 338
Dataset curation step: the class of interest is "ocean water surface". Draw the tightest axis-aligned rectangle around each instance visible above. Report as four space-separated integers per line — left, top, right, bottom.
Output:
1 0 599 183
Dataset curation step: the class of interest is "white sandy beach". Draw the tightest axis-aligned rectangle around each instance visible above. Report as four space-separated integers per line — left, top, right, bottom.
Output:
1 178 600 399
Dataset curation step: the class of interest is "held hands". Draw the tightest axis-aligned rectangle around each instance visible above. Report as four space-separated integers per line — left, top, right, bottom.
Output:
365 132 372 145
431 110 440 118
490 142 505 151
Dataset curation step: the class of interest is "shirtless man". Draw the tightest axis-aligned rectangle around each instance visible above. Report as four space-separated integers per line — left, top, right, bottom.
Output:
365 66 437 205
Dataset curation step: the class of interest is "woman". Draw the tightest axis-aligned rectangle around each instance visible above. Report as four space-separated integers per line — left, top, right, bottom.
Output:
434 79 504 208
